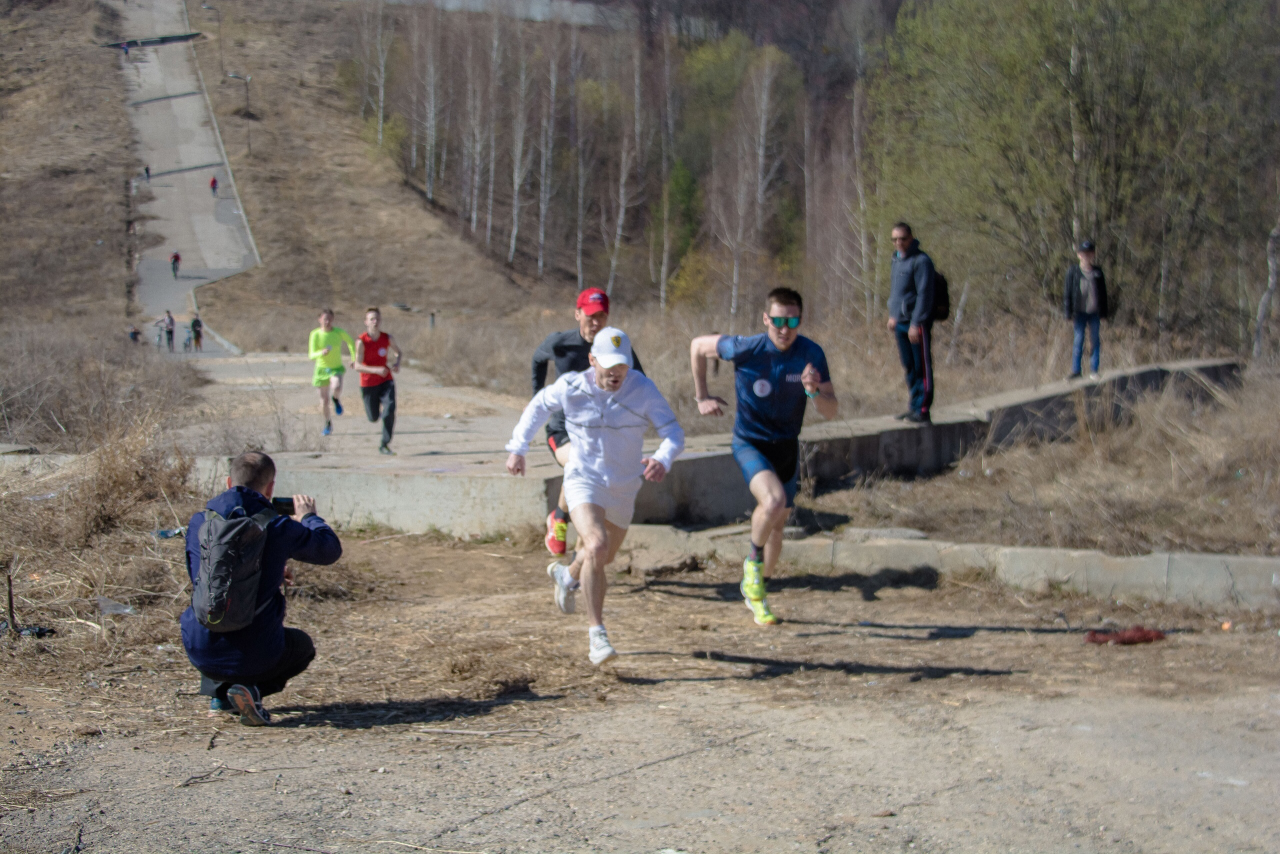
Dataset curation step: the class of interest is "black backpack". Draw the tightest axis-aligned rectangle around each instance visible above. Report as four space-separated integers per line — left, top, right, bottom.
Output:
932 270 951 321
192 506 277 632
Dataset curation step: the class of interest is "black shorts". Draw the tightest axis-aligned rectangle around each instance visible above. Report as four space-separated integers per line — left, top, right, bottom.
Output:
546 427 570 455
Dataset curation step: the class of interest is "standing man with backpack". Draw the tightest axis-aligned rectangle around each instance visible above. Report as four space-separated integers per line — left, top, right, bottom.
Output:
180 451 343 726
887 222 937 424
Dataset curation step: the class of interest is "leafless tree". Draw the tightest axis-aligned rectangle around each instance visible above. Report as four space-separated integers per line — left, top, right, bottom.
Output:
357 0 393 147
537 26 561 278
485 11 501 247
747 45 785 239
658 23 676 310
417 4 443 201
463 33 486 235
709 133 755 331
507 25 535 265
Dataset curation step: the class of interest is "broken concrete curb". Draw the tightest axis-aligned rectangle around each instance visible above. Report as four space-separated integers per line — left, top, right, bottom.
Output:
623 525 1280 612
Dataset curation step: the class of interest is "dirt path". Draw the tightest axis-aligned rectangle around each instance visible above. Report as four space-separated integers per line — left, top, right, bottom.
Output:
3 535 1278 853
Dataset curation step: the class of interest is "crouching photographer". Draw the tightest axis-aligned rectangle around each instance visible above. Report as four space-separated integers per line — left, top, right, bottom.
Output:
180 451 342 726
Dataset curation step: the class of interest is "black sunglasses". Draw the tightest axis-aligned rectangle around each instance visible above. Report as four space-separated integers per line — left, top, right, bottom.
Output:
768 316 801 329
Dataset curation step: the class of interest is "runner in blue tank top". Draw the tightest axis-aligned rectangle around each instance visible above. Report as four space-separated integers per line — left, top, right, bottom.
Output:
690 288 839 626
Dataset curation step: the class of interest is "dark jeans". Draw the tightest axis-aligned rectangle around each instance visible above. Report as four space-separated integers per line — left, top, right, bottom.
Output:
361 380 396 446
1072 313 1101 375
165 329 174 352
199 627 315 701
894 320 934 417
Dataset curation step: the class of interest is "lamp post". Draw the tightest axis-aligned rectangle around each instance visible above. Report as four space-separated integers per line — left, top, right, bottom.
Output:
200 4 224 78
226 72 252 155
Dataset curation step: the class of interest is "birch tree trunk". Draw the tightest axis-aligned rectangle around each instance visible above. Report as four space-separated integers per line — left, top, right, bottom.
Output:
485 12 500 248
603 133 633 297
1251 213 1280 359
466 38 485 235
751 49 781 240
570 25 586 289
537 27 559 278
507 28 532 265
422 5 440 201
658 24 674 310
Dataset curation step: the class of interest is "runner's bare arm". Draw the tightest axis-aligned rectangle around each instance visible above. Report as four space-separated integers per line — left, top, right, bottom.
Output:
690 335 728 416
801 363 839 420
387 333 402 373
352 338 377 374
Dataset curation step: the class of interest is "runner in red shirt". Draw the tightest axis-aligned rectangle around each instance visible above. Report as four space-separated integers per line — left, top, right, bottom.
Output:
353 307 402 455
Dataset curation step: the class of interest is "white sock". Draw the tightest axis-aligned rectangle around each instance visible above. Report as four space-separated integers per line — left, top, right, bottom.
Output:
589 625 607 640
558 564 580 590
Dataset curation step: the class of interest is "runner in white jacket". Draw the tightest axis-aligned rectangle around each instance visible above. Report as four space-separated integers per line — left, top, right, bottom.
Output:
506 327 684 665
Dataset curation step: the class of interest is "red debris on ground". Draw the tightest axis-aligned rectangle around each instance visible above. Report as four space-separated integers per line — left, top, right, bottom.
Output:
1085 626 1166 645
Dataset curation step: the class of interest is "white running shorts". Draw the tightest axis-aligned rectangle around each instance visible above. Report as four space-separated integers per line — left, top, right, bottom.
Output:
563 471 641 528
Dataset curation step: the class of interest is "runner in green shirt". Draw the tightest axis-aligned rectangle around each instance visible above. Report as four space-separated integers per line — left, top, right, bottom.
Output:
308 309 357 436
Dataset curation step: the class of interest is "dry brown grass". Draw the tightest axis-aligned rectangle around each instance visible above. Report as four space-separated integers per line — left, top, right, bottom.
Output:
0 321 201 452
811 371 1280 555
0 0 139 320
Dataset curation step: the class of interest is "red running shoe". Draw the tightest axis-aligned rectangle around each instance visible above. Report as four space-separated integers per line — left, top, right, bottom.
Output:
545 511 568 555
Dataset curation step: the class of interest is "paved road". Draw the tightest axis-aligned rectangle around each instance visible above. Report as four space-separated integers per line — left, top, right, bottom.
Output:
121 0 257 355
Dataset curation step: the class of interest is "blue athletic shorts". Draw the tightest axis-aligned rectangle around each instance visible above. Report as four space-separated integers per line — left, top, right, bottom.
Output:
731 435 799 508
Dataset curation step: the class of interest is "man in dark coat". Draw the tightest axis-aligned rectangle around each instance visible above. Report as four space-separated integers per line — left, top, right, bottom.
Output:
887 222 937 423
1064 239 1109 380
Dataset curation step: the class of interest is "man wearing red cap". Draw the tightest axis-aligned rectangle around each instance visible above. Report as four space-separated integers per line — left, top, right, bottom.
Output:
530 288 644 557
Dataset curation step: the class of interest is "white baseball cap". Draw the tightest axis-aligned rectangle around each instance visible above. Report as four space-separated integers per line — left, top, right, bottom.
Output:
590 326 633 369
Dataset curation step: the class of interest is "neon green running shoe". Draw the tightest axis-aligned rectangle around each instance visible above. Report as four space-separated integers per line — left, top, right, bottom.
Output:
745 595 779 626
740 558 766 601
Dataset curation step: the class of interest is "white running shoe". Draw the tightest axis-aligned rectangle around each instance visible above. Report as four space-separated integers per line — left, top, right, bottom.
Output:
588 627 617 666
547 561 576 614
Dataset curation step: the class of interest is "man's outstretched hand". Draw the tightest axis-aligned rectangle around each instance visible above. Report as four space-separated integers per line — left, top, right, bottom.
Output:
506 453 527 477
291 495 316 522
697 396 728 416
642 457 668 482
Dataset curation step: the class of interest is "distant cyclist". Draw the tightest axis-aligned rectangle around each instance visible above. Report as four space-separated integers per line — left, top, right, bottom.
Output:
190 313 204 352
170 251 181 279
308 309 356 437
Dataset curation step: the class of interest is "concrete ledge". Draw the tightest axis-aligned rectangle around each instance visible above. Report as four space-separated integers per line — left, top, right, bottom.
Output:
623 525 1280 612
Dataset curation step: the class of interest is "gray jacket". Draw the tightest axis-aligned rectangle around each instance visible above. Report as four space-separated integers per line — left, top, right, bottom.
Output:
888 239 936 326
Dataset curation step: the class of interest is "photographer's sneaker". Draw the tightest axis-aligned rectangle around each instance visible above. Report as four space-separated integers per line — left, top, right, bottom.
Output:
226 684 271 727
588 626 617 666
208 696 233 716
333 397 344 416
547 561 577 614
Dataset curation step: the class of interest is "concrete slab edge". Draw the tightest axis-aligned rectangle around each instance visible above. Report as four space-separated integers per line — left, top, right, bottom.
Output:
623 525 1280 613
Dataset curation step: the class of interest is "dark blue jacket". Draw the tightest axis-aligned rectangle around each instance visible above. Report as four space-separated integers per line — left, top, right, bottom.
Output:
180 486 342 679
888 238 936 326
